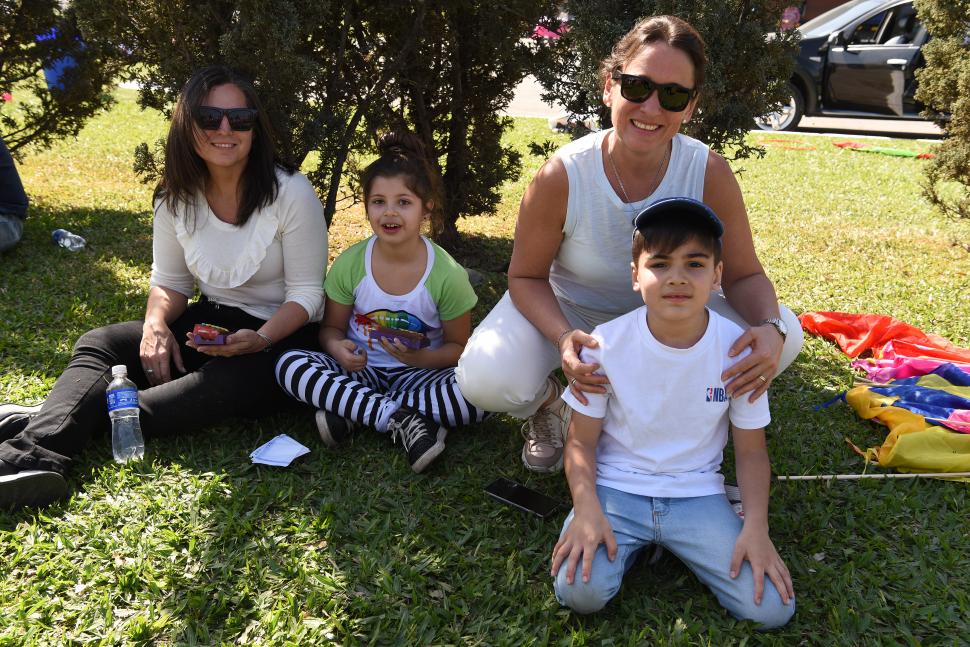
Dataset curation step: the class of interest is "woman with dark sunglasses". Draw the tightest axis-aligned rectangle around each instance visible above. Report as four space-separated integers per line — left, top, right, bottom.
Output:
456 15 803 473
0 66 326 508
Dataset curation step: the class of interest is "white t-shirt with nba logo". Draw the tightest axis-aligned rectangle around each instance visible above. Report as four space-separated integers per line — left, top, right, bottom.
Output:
562 306 770 498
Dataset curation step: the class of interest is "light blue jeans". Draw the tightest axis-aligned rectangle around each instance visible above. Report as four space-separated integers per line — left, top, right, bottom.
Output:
553 485 795 629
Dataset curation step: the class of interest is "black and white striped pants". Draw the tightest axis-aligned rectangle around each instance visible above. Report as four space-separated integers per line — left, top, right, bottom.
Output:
275 350 490 430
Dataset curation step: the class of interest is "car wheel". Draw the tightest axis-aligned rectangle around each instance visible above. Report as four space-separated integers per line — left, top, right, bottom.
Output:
754 83 804 132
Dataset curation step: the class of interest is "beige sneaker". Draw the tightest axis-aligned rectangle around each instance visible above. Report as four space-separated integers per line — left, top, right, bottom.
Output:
520 377 571 473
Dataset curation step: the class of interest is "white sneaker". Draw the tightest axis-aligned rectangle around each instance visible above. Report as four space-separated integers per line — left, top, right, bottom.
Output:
724 483 744 518
520 377 571 473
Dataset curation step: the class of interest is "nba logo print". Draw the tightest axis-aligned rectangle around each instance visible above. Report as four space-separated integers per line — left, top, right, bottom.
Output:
706 387 727 402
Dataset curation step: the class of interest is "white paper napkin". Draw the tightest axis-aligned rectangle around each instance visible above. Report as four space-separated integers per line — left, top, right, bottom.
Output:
250 434 310 466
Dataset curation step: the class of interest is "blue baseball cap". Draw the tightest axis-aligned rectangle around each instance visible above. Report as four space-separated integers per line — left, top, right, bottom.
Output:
632 197 724 239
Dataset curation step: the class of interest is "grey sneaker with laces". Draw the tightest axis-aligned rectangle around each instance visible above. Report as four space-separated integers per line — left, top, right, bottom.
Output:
521 377 571 473
387 407 447 473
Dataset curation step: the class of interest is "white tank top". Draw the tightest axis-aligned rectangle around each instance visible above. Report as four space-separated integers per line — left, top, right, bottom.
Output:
549 129 709 323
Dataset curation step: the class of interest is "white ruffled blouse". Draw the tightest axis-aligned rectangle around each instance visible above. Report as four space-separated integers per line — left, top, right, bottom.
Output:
150 170 327 322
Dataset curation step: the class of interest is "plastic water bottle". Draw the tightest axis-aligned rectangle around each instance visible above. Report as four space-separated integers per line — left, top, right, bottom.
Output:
106 365 144 462
52 228 86 251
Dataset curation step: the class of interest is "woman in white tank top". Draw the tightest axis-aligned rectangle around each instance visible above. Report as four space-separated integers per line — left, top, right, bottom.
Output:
456 16 802 473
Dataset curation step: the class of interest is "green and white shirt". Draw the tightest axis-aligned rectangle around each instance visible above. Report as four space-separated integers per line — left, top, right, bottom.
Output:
326 236 477 367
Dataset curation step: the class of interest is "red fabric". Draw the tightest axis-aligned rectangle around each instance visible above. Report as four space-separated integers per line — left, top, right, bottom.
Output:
798 311 970 361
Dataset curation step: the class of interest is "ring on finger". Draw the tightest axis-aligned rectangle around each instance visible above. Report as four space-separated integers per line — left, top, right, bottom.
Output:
569 378 577 386
757 375 768 384
145 368 154 374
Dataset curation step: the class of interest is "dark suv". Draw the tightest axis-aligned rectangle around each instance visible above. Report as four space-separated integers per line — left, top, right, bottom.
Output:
757 0 929 130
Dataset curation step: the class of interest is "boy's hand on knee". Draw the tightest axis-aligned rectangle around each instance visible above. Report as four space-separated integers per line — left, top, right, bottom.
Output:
729 527 794 606
550 511 617 584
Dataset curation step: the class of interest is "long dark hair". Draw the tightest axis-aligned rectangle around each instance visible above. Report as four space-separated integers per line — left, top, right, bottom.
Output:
360 132 444 221
600 15 707 90
154 65 295 226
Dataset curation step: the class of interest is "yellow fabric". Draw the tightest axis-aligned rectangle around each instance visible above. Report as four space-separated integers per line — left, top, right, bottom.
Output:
914 374 970 399
845 386 970 480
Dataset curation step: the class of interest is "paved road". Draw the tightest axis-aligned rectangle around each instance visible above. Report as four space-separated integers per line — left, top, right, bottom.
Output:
505 76 943 140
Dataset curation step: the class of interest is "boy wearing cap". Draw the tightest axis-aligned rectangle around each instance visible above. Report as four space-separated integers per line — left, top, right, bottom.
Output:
550 198 794 628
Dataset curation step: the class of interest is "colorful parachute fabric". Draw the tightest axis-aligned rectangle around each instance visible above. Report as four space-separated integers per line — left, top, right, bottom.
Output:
833 141 935 159
799 311 970 362
801 311 970 476
851 356 970 383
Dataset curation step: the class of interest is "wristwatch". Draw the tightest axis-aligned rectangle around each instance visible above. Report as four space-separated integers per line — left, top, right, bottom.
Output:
759 317 788 342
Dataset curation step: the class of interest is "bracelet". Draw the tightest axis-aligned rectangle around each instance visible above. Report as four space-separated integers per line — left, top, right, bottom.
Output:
255 330 274 351
555 328 573 349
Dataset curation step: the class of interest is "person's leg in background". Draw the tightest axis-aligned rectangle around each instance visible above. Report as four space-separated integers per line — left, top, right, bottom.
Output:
0 135 28 253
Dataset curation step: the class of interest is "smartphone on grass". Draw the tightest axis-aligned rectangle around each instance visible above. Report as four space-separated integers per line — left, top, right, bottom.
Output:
484 477 562 519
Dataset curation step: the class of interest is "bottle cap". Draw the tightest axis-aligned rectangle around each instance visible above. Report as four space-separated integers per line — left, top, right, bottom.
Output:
111 365 128 378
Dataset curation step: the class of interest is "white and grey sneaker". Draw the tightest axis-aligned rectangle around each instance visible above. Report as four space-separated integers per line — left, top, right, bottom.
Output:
724 483 744 518
521 377 571 473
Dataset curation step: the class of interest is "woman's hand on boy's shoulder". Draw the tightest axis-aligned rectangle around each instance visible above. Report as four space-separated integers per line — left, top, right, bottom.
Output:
730 526 794 606
723 324 783 402
561 330 608 406
550 509 617 585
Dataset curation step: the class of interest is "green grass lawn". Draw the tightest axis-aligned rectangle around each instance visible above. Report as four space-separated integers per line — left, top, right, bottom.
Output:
2 90 969 645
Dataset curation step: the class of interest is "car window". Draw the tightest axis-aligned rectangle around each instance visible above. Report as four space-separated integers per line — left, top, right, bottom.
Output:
799 0 886 38
848 10 889 44
880 5 921 45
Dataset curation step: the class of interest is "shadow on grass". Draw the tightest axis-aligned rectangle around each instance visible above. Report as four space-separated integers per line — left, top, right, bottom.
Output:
0 204 153 384
0 411 570 642
794 124 943 140
448 232 513 274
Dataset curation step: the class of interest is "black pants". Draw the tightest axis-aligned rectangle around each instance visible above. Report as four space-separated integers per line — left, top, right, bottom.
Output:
0 299 319 474
0 135 28 218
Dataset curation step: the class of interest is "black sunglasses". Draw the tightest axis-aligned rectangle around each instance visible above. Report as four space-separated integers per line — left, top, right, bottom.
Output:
193 106 259 131
611 72 697 112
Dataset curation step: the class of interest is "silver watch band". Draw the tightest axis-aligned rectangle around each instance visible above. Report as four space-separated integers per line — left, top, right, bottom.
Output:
759 318 786 341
